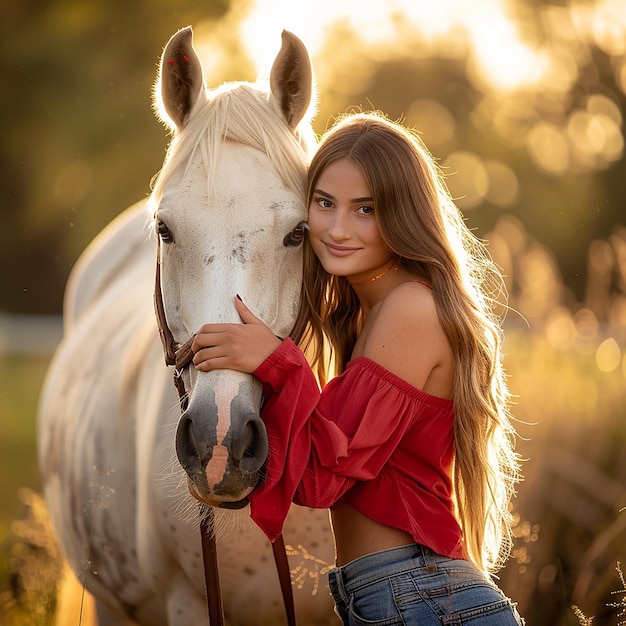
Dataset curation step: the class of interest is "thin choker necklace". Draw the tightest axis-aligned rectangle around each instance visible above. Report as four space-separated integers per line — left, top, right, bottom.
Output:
350 259 398 286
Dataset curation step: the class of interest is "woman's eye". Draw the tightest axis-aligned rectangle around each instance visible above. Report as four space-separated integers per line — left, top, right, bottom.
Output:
315 197 333 209
356 205 374 216
156 220 174 243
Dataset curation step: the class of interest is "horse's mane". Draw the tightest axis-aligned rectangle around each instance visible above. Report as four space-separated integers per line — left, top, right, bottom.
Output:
149 81 315 211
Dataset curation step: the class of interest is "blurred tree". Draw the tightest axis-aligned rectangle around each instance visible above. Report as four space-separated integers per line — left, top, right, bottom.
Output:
0 0 234 314
1 0 624 314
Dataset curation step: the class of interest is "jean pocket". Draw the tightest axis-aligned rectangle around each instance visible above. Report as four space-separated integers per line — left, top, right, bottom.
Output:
424 577 523 625
347 578 404 626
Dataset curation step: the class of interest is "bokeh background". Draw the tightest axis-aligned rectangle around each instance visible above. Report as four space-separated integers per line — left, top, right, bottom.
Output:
1 0 625 624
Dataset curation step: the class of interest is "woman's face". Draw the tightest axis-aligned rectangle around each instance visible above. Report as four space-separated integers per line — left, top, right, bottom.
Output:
307 158 393 283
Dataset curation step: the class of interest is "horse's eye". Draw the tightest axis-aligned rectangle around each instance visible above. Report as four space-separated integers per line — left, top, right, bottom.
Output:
283 221 308 247
157 220 174 243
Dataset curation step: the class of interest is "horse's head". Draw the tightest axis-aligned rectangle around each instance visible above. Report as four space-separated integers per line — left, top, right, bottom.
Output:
149 27 314 508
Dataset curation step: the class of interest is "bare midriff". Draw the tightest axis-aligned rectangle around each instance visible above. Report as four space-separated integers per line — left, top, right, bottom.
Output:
331 502 414 566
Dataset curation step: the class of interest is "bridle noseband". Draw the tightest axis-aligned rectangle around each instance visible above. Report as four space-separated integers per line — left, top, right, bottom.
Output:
153 226 306 626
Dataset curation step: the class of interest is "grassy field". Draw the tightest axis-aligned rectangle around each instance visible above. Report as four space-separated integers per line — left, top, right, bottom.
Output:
0 353 52 625
0 354 47 524
500 327 626 625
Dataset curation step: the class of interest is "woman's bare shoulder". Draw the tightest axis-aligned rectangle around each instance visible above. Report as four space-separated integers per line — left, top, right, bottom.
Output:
382 280 436 313
360 281 453 393
373 280 440 331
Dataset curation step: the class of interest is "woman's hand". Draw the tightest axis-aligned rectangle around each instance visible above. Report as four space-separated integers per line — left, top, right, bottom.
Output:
192 296 282 373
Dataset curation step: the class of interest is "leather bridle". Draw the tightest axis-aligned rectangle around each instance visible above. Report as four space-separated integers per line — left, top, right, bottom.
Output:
153 224 307 625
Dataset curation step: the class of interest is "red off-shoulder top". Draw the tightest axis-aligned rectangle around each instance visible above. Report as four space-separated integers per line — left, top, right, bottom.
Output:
248 338 465 560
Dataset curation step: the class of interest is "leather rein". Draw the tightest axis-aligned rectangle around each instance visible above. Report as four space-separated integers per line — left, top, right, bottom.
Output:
153 233 303 626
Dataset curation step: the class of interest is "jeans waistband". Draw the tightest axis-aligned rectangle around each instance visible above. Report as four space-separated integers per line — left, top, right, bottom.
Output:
332 543 445 585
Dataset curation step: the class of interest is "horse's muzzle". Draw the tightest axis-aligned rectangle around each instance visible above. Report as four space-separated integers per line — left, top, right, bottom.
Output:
175 408 268 502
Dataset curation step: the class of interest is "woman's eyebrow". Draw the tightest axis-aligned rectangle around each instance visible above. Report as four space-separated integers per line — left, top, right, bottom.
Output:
312 188 333 198
313 189 374 203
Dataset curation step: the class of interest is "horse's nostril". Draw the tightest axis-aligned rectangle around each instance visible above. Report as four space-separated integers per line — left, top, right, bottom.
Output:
238 416 268 475
240 442 259 474
175 415 203 476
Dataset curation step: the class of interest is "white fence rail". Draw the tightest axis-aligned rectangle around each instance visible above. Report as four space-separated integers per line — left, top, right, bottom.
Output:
0 312 63 356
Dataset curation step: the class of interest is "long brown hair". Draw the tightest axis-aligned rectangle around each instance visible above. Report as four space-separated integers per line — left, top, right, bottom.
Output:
298 112 520 573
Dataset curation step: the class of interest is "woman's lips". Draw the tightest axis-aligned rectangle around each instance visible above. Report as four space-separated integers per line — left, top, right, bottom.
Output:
324 243 360 257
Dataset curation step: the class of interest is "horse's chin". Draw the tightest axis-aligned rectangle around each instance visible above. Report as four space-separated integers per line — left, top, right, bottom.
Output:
186 477 251 509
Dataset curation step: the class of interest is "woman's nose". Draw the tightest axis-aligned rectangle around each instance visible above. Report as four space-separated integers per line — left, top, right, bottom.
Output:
328 211 350 240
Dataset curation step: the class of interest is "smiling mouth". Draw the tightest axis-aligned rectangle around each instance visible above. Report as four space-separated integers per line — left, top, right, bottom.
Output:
324 243 360 256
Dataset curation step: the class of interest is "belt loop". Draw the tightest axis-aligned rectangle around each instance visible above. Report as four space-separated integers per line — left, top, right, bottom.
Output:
331 567 350 607
412 544 438 573
423 545 439 573
339 566 350 603
411 543 426 562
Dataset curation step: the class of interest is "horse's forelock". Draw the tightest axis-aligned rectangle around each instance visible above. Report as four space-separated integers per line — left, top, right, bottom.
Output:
149 80 314 213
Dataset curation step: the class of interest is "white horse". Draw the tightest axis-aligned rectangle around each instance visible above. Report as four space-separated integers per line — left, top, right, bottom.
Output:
38 27 334 625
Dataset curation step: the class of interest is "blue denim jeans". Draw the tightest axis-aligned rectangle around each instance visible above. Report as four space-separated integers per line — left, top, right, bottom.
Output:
327 544 524 625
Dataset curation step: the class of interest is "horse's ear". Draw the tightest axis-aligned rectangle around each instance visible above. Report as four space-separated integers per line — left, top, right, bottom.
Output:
269 31 313 129
154 26 204 131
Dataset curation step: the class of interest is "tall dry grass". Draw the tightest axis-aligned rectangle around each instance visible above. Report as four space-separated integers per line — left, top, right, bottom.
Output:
0 217 625 625
491 217 626 625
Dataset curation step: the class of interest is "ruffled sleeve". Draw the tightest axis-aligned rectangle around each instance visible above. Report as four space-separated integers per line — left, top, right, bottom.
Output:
249 338 450 542
248 339 320 540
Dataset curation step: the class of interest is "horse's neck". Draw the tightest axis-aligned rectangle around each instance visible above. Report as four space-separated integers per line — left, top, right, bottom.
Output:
63 200 151 332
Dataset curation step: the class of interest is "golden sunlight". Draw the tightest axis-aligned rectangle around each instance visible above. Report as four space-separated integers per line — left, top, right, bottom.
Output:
189 0 626 182
228 0 626 105
596 337 622 371
238 0 545 91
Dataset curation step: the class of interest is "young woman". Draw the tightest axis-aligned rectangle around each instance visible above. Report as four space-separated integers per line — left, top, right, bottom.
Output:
192 112 524 624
